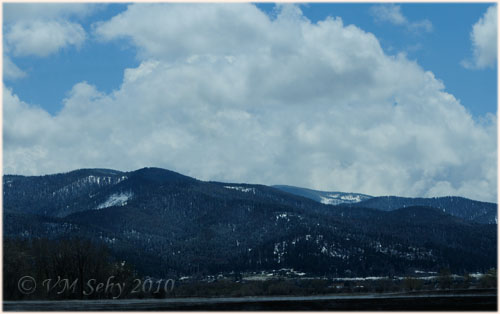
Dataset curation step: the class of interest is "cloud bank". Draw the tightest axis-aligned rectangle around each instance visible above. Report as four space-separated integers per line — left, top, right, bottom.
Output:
3 4 497 202
462 5 497 69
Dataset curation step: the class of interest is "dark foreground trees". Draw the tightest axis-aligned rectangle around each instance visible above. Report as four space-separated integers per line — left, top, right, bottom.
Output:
4 237 136 300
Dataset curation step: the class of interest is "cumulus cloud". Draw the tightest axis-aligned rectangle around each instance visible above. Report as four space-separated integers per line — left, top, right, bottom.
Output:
370 4 433 33
462 5 497 69
2 3 98 77
3 4 497 202
6 20 86 57
94 4 272 61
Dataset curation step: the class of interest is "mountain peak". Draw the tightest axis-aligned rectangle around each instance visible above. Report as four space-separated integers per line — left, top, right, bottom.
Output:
128 167 197 184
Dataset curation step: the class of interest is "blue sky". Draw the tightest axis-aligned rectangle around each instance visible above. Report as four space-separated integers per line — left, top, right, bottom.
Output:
3 3 498 202
4 3 497 117
4 3 138 114
296 3 498 118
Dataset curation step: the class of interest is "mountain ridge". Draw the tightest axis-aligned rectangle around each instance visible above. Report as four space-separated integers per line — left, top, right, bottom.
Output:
3 167 497 277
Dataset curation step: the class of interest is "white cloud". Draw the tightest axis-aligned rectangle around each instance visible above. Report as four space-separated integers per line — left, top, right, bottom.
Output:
370 4 407 25
2 3 98 74
3 4 497 202
94 3 272 61
3 3 101 23
3 56 26 80
5 20 86 58
370 4 433 33
462 5 497 69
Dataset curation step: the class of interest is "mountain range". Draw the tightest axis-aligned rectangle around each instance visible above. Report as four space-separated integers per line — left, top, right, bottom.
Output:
3 167 497 278
273 185 497 224
272 185 372 205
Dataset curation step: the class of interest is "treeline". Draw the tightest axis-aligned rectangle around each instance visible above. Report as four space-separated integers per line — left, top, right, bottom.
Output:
3 236 496 300
171 270 497 298
3 237 141 300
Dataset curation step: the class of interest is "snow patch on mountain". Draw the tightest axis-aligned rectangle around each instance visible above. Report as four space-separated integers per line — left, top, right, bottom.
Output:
320 193 365 205
319 196 339 205
96 192 133 209
224 186 256 193
54 175 128 198
273 185 372 206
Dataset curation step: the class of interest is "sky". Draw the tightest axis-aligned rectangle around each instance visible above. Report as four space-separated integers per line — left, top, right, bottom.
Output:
3 3 498 202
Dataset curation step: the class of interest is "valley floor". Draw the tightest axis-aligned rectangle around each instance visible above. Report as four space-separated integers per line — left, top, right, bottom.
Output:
4 289 497 311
